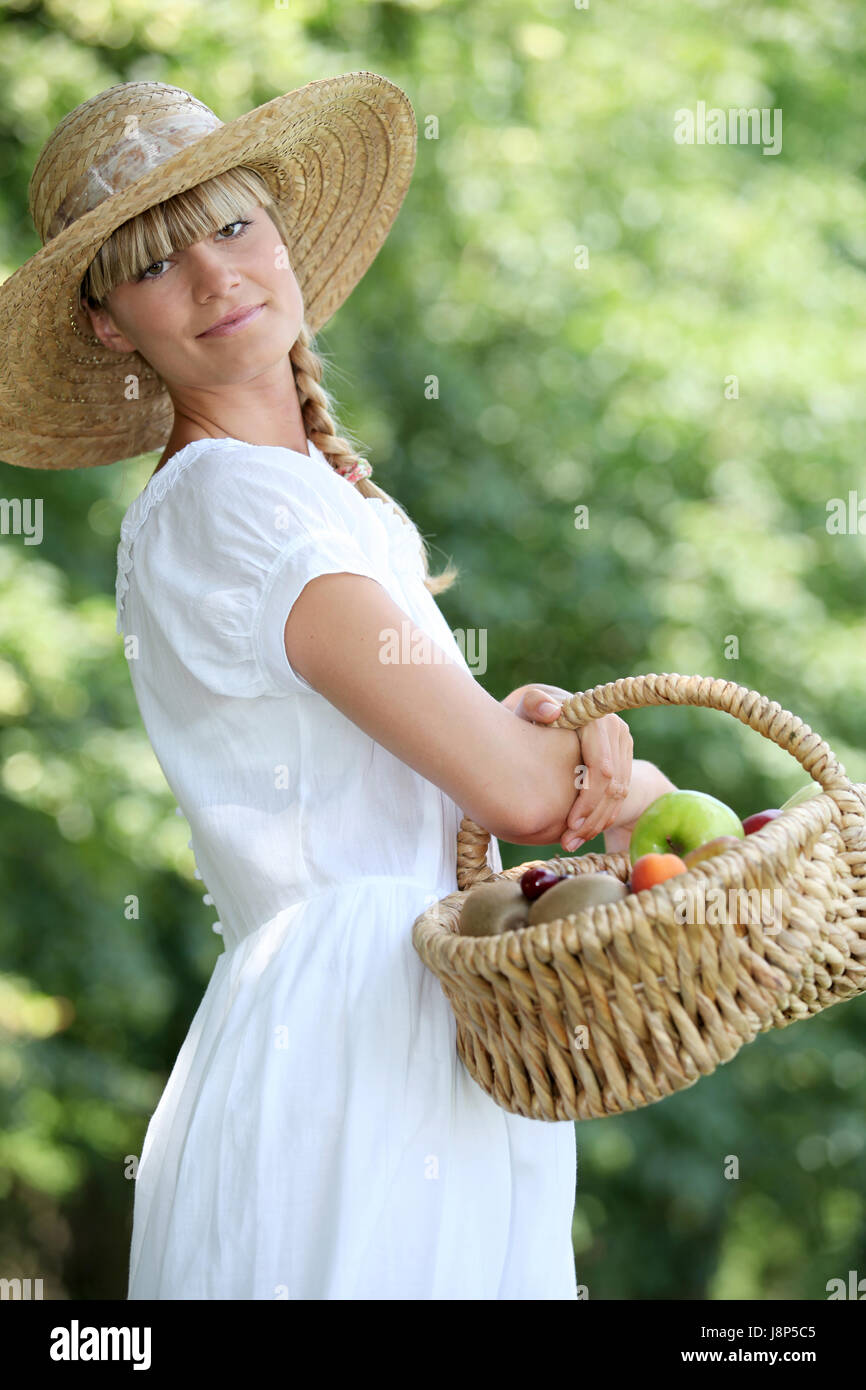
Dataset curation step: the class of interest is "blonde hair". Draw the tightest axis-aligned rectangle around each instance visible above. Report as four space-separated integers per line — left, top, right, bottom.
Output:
80 165 458 597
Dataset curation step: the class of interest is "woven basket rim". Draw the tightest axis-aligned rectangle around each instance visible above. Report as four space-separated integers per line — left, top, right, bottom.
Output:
422 795 840 953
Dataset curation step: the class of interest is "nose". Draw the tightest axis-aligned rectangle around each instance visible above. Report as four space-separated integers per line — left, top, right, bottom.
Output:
186 240 242 298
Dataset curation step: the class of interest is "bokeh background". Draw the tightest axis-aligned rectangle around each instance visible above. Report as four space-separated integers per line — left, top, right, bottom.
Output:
1 0 865 1299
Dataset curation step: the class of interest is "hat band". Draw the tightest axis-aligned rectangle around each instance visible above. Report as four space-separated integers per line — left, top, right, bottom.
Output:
45 109 223 242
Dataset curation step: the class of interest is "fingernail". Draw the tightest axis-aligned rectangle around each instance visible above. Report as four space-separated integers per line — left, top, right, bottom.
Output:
571 817 585 830
539 701 560 716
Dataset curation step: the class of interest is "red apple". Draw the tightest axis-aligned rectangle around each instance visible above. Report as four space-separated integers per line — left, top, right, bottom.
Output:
742 809 782 835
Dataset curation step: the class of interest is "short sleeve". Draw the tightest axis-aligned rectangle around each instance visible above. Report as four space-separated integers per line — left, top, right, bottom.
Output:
132 442 396 698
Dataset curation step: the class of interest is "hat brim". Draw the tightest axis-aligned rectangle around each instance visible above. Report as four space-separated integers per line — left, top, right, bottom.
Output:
0 71 416 470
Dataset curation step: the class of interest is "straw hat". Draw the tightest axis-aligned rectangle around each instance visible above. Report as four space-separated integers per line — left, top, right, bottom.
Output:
0 71 417 471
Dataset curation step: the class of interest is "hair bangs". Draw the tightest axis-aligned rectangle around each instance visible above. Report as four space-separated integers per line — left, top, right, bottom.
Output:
81 165 276 306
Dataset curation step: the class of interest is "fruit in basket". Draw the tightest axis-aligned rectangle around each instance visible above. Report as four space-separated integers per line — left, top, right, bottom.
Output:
527 872 628 924
780 782 823 811
681 835 742 868
630 853 689 893
519 865 564 900
742 808 782 835
629 789 744 865
459 881 530 937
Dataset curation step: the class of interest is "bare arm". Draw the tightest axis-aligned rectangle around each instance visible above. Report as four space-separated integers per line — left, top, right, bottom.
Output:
282 572 583 844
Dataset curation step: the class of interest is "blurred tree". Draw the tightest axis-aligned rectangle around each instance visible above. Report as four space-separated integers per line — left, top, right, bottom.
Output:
0 0 864 1299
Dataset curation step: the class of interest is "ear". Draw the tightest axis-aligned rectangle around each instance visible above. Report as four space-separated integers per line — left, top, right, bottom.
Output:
81 295 137 354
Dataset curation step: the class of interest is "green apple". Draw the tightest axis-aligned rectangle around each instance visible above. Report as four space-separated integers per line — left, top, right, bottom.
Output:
629 789 744 866
780 782 823 811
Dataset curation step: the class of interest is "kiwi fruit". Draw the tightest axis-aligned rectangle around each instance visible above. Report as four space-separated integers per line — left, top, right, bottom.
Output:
459 881 530 937
527 872 628 925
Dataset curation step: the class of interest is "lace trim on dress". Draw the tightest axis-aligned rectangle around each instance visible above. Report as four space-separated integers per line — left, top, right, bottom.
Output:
115 438 427 634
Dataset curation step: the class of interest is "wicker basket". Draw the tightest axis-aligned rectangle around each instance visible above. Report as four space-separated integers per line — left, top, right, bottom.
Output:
411 673 866 1121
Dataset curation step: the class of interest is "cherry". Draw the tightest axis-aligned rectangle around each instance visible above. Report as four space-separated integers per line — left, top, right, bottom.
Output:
520 865 563 901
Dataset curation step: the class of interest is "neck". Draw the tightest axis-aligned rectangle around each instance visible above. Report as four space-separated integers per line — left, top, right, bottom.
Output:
153 358 309 476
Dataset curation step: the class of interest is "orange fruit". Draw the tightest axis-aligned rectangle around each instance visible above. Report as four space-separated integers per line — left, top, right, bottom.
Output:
630 852 689 893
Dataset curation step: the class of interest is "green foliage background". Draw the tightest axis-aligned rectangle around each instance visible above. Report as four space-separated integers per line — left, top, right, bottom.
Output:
1 0 864 1299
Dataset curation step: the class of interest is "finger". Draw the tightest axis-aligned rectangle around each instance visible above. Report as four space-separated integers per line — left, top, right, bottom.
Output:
526 687 562 720
506 692 534 721
533 684 572 701
567 769 616 830
577 795 624 841
565 771 630 837
592 714 631 779
591 720 614 778
563 791 624 846
563 786 605 837
573 769 632 835
573 720 614 795
567 726 596 828
615 722 634 784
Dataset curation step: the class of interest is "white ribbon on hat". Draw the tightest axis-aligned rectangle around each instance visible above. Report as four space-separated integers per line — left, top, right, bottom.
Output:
46 109 223 242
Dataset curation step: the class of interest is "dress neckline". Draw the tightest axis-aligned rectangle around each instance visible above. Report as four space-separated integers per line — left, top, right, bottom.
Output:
118 435 340 536
145 433 315 498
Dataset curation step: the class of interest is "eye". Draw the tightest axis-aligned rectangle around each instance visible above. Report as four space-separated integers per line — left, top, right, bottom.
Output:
215 219 253 240
137 219 253 282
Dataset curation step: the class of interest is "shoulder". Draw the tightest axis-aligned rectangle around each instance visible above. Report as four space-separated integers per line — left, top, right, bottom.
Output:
115 436 414 641
122 437 363 556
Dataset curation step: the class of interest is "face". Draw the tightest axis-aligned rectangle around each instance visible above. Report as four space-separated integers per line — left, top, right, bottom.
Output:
84 204 304 391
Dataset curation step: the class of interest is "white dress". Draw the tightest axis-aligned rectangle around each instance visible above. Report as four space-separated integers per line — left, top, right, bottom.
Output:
116 434 577 1300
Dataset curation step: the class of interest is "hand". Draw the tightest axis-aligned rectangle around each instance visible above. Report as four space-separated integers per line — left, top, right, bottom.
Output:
603 762 678 855
501 684 633 850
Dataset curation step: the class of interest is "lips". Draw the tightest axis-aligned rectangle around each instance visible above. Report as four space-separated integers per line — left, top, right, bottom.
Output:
197 303 264 337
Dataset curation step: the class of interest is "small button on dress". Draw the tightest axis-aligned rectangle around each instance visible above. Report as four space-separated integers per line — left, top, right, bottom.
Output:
116 434 578 1300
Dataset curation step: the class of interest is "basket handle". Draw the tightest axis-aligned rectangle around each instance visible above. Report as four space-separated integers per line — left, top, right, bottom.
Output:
457 670 862 891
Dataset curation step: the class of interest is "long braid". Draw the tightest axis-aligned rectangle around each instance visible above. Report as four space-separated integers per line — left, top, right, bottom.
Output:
288 322 458 597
